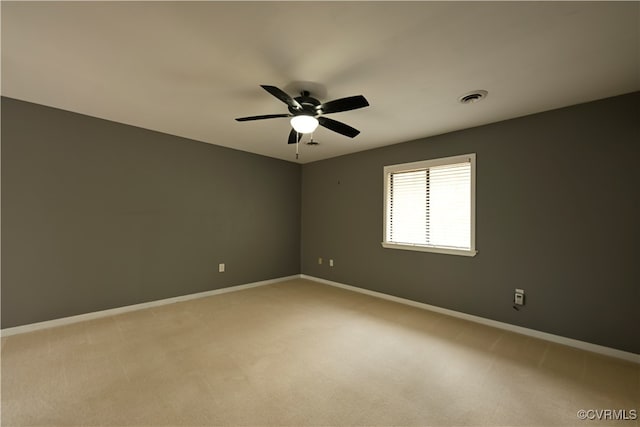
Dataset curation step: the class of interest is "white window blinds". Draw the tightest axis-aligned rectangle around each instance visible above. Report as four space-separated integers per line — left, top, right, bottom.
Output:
386 169 428 245
384 154 476 256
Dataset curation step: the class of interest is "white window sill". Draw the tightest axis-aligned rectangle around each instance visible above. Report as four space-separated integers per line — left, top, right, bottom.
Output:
381 242 478 257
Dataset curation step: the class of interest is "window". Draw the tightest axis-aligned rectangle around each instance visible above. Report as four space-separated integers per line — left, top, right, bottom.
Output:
382 154 476 256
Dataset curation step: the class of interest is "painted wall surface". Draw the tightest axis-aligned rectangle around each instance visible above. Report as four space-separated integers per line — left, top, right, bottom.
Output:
3 93 639 354
301 92 640 354
1 97 301 328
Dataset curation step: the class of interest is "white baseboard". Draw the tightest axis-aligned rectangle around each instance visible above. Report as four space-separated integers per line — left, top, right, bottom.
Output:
0 275 300 337
300 274 640 364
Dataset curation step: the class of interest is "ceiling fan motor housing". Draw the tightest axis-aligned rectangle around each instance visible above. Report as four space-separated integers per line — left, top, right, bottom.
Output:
289 91 321 116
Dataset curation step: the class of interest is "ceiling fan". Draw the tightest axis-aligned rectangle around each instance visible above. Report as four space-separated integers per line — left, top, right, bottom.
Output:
235 85 369 145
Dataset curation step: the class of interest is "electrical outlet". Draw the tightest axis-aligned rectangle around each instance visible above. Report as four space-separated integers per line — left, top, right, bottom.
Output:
514 288 524 305
329 259 334 267
219 263 225 273
318 257 323 265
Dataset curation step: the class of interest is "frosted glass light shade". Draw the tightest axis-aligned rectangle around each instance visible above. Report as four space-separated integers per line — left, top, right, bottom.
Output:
290 115 319 134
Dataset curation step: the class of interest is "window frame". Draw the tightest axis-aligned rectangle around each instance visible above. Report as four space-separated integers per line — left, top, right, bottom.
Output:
382 153 477 257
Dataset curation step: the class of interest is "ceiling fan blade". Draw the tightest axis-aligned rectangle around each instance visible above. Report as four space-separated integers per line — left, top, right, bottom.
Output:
318 117 360 138
261 85 302 110
235 113 291 122
318 95 369 115
287 128 302 144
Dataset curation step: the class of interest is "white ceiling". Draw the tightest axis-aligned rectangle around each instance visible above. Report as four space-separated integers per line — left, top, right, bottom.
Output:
2 1 638 164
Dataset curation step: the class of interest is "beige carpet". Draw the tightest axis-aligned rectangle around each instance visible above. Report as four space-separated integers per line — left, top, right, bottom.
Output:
1 278 638 426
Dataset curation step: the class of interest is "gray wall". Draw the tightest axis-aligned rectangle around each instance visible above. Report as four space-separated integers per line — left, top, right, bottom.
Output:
1 97 301 328
3 93 638 354
301 92 640 354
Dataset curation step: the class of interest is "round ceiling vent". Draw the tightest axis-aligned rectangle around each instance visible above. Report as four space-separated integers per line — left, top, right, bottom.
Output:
459 90 488 104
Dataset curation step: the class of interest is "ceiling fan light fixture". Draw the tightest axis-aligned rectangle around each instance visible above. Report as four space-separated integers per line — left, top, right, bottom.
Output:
290 115 319 134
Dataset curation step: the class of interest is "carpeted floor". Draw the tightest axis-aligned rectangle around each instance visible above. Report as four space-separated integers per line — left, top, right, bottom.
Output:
1 278 638 426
